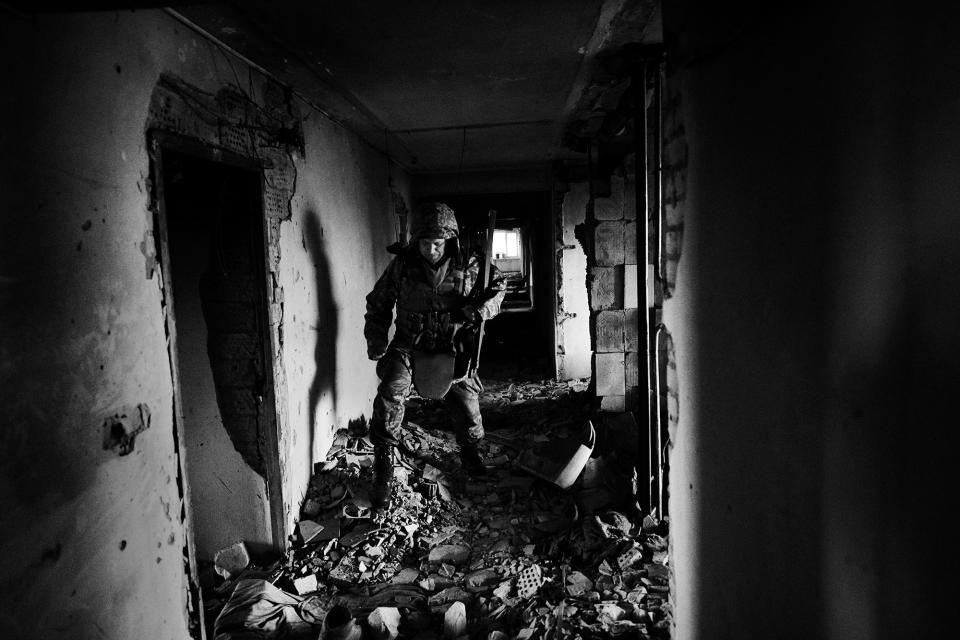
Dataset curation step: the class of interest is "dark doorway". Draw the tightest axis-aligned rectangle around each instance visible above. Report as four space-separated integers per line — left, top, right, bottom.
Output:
151 136 285 630
438 192 555 380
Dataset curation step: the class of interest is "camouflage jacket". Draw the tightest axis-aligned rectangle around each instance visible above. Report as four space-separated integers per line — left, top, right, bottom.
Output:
364 244 506 355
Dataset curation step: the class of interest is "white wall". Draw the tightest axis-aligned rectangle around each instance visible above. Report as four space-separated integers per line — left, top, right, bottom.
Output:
664 2 959 638
280 119 409 534
557 183 592 380
0 9 407 638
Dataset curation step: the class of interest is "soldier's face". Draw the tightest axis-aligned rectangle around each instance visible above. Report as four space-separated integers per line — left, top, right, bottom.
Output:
418 238 446 264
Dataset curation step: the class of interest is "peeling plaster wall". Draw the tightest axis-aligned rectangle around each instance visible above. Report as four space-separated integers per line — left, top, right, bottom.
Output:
664 2 959 639
0 9 406 639
279 116 408 538
556 182 592 380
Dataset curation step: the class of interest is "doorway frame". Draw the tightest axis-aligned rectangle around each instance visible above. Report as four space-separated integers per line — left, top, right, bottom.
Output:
147 129 287 636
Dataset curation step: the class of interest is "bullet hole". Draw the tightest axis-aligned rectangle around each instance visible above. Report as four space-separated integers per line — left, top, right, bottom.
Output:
156 557 162 564
119 540 127 550
40 542 62 564
81 220 92 231
100 365 104 370
688 483 693 489
103 420 135 455
77 241 82 252
102 218 106 223
115 64 121 74
168 533 176 545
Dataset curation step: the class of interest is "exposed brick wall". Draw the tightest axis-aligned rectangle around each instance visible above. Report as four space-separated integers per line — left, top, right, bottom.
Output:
148 73 300 479
586 166 643 413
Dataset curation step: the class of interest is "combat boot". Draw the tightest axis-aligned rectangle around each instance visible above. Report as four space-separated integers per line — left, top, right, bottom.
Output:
459 441 487 476
371 444 395 508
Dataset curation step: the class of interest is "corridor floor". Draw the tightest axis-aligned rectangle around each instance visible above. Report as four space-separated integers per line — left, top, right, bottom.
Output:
206 368 672 639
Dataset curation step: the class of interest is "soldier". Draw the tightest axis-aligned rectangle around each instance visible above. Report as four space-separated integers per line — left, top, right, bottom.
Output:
364 202 506 507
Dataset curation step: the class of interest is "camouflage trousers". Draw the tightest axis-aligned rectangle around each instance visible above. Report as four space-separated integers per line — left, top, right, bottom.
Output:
370 347 484 446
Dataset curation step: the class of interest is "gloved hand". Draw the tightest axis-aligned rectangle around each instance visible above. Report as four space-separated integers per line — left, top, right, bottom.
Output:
367 343 386 361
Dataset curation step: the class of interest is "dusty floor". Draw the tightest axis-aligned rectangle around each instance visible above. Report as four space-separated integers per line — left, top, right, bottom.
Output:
206 367 672 639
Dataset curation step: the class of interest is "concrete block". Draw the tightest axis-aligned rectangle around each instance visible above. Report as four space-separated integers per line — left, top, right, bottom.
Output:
647 265 656 305
623 179 637 220
214 541 250 579
293 574 318 595
624 311 641 352
625 386 640 411
624 219 638 265
595 352 625 396
595 176 624 220
625 351 640 387
601 395 626 412
595 310 625 353
594 221 625 266
589 266 623 310
624 265 639 309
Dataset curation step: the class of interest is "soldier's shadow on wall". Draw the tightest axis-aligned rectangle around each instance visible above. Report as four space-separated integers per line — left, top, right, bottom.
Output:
303 211 338 461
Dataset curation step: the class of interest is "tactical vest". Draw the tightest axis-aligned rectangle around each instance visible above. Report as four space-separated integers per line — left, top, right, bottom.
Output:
394 254 477 353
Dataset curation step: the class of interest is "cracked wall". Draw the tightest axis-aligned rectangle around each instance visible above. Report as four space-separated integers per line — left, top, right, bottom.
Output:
0 9 408 639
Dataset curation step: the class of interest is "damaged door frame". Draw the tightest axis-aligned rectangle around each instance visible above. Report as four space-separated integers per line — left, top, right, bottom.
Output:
148 130 287 636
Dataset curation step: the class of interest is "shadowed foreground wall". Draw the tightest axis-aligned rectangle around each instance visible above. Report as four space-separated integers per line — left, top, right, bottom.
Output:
664 2 959 638
0 9 404 639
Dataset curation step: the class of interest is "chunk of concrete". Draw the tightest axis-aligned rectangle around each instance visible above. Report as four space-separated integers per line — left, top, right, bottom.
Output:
213 541 250 579
367 607 401 640
293 573 318 595
428 544 471 565
443 601 467 638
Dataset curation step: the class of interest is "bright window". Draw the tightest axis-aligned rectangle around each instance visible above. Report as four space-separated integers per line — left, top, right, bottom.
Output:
493 229 521 259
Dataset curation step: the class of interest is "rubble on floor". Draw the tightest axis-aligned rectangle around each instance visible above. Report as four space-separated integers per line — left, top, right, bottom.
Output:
209 377 672 639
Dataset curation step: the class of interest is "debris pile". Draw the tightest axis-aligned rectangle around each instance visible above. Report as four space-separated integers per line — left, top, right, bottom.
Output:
210 377 671 639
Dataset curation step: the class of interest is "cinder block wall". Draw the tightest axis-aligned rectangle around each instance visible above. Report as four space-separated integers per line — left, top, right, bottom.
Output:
664 2 960 638
0 10 406 639
590 171 641 412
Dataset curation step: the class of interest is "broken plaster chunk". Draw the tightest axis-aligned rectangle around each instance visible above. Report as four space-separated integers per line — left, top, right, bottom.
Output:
419 574 455 592
213 541 250 579
328 556 360 587
492 580 513 600
465 568 500 591
596 602 628 624
293 573 318 595
442 601 467 639
428 586 471 606
367 606 401 640
565 571 594 597
428 544 471 565
390 567 420 584
302 498 322 518
298 519 324 544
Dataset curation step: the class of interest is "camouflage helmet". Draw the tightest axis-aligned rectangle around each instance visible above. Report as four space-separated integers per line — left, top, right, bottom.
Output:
412 202 459 240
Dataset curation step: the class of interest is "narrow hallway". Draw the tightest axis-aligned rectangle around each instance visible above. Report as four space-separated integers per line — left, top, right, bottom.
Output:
207 366 672 639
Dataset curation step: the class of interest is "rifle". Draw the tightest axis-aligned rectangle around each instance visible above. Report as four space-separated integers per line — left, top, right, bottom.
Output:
469 209 497 378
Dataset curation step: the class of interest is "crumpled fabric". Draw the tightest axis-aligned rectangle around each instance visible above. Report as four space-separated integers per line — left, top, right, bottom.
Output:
213 579 325 640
